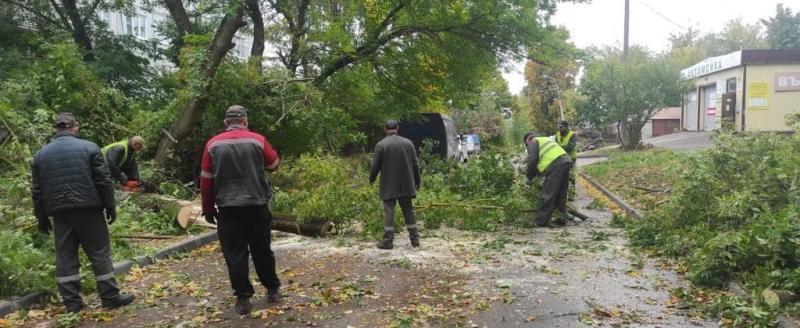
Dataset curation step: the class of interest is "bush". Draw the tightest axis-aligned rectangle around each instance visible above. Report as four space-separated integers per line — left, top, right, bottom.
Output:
272 150 539 237
0 231 54 297
626 133 800 292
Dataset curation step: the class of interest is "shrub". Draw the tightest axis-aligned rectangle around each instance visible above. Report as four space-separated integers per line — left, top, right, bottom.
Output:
0 231 54 297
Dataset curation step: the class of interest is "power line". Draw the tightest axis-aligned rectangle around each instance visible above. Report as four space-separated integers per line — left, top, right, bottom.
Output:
638 0 688 30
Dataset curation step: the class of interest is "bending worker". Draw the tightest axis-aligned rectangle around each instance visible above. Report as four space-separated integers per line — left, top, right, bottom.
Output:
102 136 145 187
555 120 577 200
524 131 572 227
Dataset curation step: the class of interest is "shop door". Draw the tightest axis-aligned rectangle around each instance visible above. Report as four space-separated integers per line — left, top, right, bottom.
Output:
704 86 716 131
721 92 736 130
685 91 698 131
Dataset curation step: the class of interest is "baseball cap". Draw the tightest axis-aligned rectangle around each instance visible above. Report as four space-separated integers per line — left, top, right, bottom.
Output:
54 112 78 129
225 105 247 118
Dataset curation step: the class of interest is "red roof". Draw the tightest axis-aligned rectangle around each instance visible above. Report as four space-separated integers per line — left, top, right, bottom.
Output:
651 107 681 120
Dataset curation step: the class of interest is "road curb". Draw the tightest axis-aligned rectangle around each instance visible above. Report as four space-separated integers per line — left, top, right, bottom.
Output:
578 172 643 219
0 230 218 317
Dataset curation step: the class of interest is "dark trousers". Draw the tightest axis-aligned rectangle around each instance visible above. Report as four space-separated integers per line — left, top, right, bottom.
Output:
382 197 418 239
536 161 572 225
217 206 280 297
53 208 120 309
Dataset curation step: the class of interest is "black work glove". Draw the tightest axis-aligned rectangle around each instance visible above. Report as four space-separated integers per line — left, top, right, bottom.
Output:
104 207 117 225
37 216 52 234
204 213 217 225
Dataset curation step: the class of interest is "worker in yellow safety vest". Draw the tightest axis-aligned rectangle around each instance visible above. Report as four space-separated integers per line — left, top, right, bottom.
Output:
524 131 573 227
555 121 577 200
102 136 145 188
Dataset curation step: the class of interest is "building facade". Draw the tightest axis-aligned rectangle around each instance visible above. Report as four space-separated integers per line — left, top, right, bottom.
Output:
681 49 800 133
98 2 255 70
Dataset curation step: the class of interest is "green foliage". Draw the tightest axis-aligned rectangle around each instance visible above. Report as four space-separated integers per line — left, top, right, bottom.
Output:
578 47 685 149
761 4 800 49
272 150 539 238
0 230 54 297
616 133 800 320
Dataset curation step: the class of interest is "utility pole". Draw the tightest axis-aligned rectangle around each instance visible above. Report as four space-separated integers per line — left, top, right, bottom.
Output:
623 0 630 61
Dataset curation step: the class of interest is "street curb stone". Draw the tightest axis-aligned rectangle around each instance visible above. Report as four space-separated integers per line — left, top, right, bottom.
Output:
0 230 218 317
578 172 643 219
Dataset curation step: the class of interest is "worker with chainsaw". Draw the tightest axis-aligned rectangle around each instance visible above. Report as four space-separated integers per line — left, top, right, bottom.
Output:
102 136 145 190
524 131 573 227
555 120 578 200
200 105 282 315
31 113 135 313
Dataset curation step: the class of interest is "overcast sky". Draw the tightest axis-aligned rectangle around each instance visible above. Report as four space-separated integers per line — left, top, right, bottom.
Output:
502 0 794 94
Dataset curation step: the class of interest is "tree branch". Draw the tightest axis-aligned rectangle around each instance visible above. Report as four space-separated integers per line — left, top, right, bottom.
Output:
313 25 456 85
165 0 192 37
47 0 72 29
0 0 68 29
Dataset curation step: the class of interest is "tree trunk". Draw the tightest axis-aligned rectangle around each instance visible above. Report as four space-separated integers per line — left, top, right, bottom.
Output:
620 121 642 150
61 0 94 60
246 0 265 70
155 5 246 167
164 0 192 37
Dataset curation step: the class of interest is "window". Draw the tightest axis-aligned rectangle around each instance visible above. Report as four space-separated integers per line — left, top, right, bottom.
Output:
99 11 111 25
125 15 147 38
726 78 736 93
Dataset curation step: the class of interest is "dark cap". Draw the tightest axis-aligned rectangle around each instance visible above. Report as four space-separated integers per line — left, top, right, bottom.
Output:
522 131 535 143
384 119 399 130
559 120 569 128
54 112 78 129
225 105 247 118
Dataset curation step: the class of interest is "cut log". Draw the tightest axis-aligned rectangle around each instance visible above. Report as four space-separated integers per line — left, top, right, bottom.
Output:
124 192 335 237
762 289 798 307
272 212 336 237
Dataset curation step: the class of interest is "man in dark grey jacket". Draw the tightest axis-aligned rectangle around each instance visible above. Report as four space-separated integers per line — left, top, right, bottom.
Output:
31 113 134 313
369 120 421 250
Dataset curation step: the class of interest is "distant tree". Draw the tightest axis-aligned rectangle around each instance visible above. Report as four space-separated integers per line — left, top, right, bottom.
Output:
761 4 800 49
579 47 684 150
523 26 579 135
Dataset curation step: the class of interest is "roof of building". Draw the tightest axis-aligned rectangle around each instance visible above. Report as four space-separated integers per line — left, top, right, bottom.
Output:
651 107 681 120
681 49 800 79
742 48 800 64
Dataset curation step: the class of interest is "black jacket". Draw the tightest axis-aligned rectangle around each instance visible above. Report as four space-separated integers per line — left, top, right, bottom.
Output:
31 132 116 217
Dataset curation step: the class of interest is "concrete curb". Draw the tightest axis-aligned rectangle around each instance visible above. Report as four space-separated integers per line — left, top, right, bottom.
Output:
0 230 218 317
576 154 610 159
578 172 643 219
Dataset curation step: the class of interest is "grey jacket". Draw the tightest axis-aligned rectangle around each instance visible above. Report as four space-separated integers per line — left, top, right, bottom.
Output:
31 132 116 217
370 134 421 200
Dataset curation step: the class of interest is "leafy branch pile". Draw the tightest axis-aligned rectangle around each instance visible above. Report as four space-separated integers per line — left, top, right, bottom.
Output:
271 149 538 239
600 133 800 325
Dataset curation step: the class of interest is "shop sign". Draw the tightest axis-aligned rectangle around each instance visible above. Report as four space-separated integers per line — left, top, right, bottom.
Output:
681 51 742 79
775 72 800 92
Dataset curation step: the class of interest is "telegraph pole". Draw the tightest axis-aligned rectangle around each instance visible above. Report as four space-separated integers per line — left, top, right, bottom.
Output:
623 0 630 61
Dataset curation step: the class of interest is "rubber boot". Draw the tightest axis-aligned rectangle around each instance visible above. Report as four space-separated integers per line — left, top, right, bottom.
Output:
408 227 420 247
376 230 394 250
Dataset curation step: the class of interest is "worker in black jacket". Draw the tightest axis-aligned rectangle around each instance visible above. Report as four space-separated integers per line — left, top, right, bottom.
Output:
31 113 134 313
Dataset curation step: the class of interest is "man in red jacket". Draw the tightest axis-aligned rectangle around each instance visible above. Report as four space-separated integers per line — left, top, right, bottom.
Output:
200 105 281 315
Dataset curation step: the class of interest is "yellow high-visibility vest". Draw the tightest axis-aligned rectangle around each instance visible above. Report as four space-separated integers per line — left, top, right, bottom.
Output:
102 140 129 163
535 137 567 173
555 130 577 159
